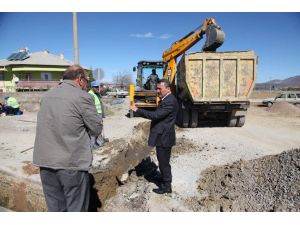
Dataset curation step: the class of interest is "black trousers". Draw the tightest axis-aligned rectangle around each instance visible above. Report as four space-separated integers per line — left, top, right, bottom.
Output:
40 167 90 212
3 106 19 115
156 146 172 187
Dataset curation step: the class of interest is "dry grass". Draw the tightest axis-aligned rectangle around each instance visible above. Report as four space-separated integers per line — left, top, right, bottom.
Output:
250 90 280 99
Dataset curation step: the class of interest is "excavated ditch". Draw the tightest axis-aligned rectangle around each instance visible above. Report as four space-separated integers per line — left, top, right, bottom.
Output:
104 147 300 212
0 121 152 211
192 148 300 212
1 117 299 212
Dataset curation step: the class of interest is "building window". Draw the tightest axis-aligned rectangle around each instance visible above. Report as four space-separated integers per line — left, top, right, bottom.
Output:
41 72 52 80
25 73 32 81
0 72 4 81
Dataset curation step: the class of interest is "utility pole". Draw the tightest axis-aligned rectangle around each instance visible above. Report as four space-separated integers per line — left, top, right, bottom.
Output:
72 12 79 64
269 75 272 95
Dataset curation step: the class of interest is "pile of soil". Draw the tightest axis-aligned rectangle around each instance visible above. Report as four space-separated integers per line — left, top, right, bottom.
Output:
194 149 300 212
266 102 300 115
172 137 200 155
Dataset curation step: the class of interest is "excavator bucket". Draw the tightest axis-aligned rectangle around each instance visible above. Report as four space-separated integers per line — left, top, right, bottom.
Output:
202 24 225 51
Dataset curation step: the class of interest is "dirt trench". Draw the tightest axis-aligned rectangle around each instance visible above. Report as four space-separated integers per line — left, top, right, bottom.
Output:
192 148 300 212
104 146 300 212
0 121 153 211
89 121 153 210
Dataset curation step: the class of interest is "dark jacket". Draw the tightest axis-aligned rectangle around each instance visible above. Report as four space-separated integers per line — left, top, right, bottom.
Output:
136 93 179 147
33 80 103 171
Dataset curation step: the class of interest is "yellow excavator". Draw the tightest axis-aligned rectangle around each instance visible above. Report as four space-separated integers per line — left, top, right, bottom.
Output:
129 18 225 118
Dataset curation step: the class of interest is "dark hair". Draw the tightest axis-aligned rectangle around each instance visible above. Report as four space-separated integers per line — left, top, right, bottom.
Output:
63 65 86 80
157 79 171 88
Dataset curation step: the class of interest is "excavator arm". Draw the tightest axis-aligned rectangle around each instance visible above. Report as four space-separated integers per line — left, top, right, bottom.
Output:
162 18 225 84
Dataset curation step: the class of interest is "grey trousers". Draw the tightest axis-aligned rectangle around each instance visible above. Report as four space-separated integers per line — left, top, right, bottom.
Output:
40 167 90 212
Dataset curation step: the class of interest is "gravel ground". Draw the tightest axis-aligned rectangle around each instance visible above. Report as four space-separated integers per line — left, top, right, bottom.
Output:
104 100 300 211
1 97 299 211
194 148 300 212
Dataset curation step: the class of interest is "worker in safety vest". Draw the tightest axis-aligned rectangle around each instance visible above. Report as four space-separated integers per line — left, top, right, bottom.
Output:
88 80 106 148
3 96 22 116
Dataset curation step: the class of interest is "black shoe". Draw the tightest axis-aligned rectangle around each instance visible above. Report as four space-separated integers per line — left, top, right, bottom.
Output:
152 185 172 194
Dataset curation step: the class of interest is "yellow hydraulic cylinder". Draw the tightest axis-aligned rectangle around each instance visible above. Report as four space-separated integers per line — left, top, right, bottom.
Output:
129 84 134 106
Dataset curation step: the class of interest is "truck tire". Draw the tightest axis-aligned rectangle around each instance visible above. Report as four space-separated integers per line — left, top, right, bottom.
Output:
228 116 237 127
267 102 273 107
190 109 198 128
182 109 189 128
236 116 246 127
176 100 190 128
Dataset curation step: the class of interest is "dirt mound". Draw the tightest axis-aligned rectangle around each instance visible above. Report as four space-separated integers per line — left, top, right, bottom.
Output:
266 102 300 115
22 161 39 175
172 137 200 155
194 149 300 211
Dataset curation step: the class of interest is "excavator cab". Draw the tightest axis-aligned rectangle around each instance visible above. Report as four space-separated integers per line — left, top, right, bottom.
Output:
130 61 165 112
133 61 165 89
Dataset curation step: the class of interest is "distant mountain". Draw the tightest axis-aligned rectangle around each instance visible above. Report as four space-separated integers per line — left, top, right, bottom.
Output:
255 75 300 90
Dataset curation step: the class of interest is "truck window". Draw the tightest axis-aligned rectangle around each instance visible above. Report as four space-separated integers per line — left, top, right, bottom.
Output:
288 94 296 98
296 94 300 98
142 68 164 83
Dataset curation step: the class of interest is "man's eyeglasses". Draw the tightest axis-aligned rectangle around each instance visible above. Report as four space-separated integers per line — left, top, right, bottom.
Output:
80 75 88 83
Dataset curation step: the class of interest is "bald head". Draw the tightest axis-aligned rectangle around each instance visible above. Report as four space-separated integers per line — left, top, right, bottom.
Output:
63 65 87 81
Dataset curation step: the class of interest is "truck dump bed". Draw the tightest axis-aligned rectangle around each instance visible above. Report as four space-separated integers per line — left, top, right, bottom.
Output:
177 51 257 103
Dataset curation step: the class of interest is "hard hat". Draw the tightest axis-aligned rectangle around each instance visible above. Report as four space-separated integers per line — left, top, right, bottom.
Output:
4 96 9 100
90 80 100 87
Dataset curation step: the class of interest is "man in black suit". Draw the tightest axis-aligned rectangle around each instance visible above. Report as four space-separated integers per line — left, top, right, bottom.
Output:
130 79 179 194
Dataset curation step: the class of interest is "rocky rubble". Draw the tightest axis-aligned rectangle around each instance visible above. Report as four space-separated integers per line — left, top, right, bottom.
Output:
194 149 300 211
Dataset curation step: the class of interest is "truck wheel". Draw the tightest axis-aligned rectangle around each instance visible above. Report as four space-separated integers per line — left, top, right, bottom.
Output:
176 100 190 128
267 102 273 107
228 116 237 127
236 116 246 127
182 109 189 128
190 109 198 128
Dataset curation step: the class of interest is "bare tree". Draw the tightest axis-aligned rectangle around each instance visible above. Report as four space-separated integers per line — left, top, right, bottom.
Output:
112 70 133 89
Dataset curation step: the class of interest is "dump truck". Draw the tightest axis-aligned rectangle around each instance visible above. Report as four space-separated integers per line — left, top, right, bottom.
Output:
176 51 257 127
130 18 257 127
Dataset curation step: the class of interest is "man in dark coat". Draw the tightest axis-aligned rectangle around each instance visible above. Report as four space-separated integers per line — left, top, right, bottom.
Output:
130 79 179 194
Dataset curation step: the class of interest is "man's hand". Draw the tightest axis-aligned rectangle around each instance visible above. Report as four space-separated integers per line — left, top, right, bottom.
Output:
130 103 138 112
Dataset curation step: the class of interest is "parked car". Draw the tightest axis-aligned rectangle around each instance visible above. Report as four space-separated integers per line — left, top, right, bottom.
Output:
262 92 300 107
106 89 129 98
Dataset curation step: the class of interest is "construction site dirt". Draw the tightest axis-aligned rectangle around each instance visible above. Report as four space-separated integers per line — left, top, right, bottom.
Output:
0 97 299 212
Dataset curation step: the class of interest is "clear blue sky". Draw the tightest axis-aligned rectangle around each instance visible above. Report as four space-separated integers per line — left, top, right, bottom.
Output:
0 12 299 82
